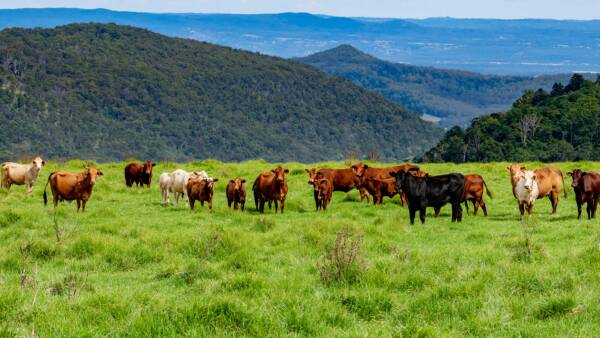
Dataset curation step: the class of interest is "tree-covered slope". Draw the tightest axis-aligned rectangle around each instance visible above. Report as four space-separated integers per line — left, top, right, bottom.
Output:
0 24 441 162
421 74 600 162
297 45 581 127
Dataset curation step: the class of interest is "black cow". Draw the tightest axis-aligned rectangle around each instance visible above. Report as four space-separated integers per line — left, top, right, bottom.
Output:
389 171 465 224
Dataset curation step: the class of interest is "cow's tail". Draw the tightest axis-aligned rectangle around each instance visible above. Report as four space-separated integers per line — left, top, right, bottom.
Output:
464 200 469 215
43 172 53 206
253 178 259 210
482 179 493 199
562 171 567 198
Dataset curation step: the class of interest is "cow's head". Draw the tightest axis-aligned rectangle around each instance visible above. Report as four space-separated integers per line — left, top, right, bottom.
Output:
271 166 289 184
86 167 103 185
522 171 536 192
411 170 429 177
389 170 408 191
32 156 45 170
206 178 218 191
507 163 526 178
351 162 368 178
229 177 246 191
567 169 584 188
143 160 156 175
305 168 318 185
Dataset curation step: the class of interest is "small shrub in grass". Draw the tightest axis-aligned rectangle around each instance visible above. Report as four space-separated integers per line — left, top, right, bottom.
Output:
317 226 366 286
535 297 576 319
48 273 89 298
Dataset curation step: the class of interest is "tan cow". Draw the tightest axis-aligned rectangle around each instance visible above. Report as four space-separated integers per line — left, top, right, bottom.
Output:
507 163 566 214
43 168 103 212
1 156 45 193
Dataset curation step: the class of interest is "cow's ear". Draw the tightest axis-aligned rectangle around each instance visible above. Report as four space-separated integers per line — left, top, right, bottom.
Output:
241 179 246 183
520 166 526 171
284 169 289 174
152 163 156 167
505 166 510 172
351 165 357 171
305 169 310 174
97 171 104 176
389 171 398 177
213 178 219 182
567 172 572 177
229 180 235 184
42 160 46 166
363 165 369 170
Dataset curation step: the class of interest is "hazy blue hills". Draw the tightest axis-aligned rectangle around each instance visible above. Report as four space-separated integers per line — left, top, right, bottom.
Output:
297 45 583 126
1 8 600 75
0 24 440 162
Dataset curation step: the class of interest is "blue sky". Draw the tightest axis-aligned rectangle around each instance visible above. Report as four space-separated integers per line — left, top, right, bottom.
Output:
3 0 600 19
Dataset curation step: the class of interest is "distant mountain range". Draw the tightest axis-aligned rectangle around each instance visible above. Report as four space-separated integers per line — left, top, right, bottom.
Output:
1 8 600 75
296 45 588 126
0 24 440 162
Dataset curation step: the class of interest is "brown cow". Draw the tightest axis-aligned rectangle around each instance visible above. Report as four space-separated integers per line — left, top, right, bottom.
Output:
433 174 493 217
315 178 333 211
507 163 566 214
253 166 289 213
226 178 246 211
305 168 369 207
124 161 155 187
567 169 600 219
363 177 398 204
351 162 420 206
43 168 103 212
187 178 218 210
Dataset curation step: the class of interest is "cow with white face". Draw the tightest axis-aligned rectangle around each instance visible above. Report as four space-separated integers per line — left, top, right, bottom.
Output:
169 169 211 207
514 169 540 220
1 156 46 193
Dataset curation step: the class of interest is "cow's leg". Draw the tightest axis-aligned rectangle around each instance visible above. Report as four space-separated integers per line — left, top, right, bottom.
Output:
419 207 426 224
409 208 416 225
228 198 232 208
281 199 285 213
527 203 533 216
200 200 204 207
189 199 195 210
550 191 559 215
241 202 245 212
587 199 592 220
27 182 33 194
314 191 319 210
76 199 81 212
434 207 441 218
519 203 525 220
592 197 598 219
457 203 463 222
82 200 87 212
274 200 279 212
259 199 265 213
400 191 406 208
173 191 179 207
576 199 582 219
451 204 456 222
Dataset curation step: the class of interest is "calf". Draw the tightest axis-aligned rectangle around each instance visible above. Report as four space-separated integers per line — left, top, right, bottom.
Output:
1 156 45 193
390 171 465 224
253 166 289 213
43 167 103 212
363 177 398 205
315 178 333 211
351 162 420 206
124 161 155 187
513 170 539 220
226 178 246 211
159 172 172 205
187 178 219 210
567 169 600 219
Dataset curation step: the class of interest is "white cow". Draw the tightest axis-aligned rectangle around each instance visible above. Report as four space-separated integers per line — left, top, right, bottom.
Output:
159 172 173 205
514 170 540 220
169 170 210 207
1 156 45 193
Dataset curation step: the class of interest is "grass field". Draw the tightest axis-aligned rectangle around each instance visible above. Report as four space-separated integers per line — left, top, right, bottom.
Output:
1 160 600 337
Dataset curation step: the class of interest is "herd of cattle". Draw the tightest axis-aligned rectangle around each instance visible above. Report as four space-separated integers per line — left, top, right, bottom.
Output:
2 156 600 223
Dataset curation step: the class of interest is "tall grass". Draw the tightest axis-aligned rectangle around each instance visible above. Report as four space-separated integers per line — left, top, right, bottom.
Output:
0 160 599 336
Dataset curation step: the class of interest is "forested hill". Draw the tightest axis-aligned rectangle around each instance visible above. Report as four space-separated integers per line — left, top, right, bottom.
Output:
421 74 600 162
0 24 441 162
297 45 579 127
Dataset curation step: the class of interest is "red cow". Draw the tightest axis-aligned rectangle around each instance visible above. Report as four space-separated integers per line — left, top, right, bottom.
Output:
226 178 246 211
124 161 156 187
568 169 600 219
43 168 103 212
253 166 289 213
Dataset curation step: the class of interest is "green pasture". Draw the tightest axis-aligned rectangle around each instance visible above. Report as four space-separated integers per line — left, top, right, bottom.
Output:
1 160 599 337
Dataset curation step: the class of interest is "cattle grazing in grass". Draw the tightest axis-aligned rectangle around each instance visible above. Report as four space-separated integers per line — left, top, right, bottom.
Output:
43 167 103 212
507 163 566 215
226 178 246 211
253 166 289 213
512 169 539 220
124 161 155 187
187 178 219 210
567 169 600 219
389 171 465 224
305 168 369 205
315 178 333 210
1 156 45 193
434 174 493 217
351 162 420 206
363 177 398 205
159 173 172 205
169 170 210 207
